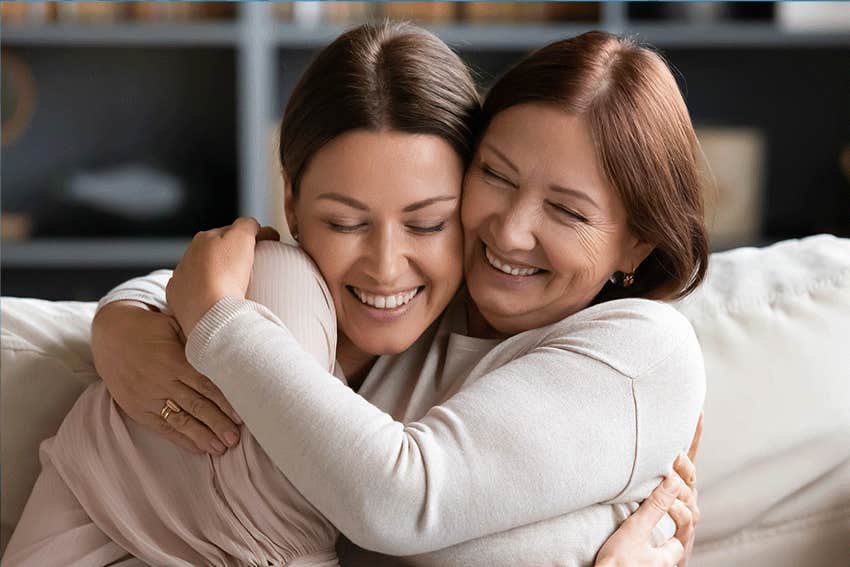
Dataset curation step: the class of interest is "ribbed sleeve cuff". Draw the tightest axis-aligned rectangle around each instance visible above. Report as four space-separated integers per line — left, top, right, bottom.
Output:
185 296 277 370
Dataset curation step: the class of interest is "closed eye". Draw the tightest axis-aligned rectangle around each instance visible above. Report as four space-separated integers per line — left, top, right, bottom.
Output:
328 222 367 233
548 201 587 223
481 164 516 188
407 222 446 234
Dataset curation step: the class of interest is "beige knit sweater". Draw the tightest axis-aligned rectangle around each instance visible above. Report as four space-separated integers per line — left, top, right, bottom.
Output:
100 245 704 566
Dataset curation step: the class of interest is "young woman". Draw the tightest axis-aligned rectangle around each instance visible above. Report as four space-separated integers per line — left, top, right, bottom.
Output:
4 25 702 567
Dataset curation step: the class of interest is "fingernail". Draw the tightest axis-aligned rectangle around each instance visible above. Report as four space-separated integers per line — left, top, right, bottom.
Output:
210 439 226 453
224 430 239 447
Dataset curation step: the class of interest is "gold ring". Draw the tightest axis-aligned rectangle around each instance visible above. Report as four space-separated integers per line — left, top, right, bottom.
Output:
160 399 182 422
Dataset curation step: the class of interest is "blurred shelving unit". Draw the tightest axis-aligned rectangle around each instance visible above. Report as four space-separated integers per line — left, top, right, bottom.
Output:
2 1 849 298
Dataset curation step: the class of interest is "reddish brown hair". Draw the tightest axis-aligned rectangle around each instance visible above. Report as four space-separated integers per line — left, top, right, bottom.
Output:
280 22 482 196
483 31 709 301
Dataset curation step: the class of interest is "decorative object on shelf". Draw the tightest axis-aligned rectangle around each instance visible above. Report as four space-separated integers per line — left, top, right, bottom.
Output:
63 164 187 221
292 2 323 29
840 144 850 185
696 126 766 249
778 1 850 32
1 51 37 147
0 213 34 241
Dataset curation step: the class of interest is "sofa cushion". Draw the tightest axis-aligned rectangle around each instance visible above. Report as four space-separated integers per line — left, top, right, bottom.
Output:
673 235 850 566
0 298 99 551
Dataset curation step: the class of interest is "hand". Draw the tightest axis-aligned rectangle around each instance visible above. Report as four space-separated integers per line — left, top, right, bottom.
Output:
594 410 704 567
595 475 693 567
166 218 280 337
91 300 244 455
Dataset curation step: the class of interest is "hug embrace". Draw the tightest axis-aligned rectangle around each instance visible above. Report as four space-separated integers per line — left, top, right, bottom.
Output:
4 22 707 567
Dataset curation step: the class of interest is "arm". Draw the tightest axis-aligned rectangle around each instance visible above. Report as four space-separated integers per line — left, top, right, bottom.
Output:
92 269 243 454
184 296 705 555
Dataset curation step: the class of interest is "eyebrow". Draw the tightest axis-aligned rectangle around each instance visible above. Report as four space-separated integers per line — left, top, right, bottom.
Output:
550 185 600 211
316 192 457 213
316 192 369 211
481 143 520 174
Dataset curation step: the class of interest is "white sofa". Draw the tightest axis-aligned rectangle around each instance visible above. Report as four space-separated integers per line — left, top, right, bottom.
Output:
2 235 849 566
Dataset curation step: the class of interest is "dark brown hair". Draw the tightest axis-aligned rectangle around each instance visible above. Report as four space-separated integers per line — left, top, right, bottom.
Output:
280 22 482 196
482 31 709 301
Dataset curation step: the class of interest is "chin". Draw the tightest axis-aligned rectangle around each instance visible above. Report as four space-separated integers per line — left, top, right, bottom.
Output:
354 334 419 356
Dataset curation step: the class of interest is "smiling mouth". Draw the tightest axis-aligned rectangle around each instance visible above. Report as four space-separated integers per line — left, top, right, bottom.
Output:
483 245 543 277
346 285 424 310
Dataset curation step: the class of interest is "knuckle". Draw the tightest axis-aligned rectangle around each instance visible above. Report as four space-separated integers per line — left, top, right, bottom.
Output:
187 396 209 417
169 411 191 429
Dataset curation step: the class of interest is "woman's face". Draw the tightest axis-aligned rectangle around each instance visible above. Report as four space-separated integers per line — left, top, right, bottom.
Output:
289 130 465 356
462 103 652 335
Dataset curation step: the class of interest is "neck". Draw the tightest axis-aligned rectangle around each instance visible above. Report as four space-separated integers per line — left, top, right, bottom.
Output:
335 334 378 391
465 301 510 340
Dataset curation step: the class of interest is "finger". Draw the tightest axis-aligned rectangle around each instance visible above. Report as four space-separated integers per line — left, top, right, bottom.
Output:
669 499 694 546
625 475 683 533
257 226 280 242
673 453 697 487
230 216 261 237
160 406 228 456
146 414 206 455
688 410 704 463
169 380 241 447
657 536 685 567
177 368 243 425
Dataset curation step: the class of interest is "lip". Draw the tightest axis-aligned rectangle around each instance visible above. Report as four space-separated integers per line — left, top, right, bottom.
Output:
477 241 544 289
483 244 540 272
345 285 424 322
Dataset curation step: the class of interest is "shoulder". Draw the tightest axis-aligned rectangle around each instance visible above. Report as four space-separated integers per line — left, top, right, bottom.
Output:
532 298 701 380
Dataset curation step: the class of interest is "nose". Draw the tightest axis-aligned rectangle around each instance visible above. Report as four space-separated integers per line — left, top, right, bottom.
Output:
363 223 408 285
490 193 537 252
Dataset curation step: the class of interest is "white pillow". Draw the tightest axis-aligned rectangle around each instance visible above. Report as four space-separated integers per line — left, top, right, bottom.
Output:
673 235 850 566
0 298 98 551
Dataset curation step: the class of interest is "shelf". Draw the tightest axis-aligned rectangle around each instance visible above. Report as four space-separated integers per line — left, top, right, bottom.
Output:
1 22 239 47
1 239 189 268
271 22 850 50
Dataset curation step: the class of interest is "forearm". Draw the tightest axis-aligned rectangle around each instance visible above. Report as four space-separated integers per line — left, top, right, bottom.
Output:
186 297 650 555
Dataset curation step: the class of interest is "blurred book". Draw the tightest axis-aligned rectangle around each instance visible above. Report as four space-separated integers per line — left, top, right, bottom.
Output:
324 2 374 24
460 2 597 23
272 2 295 22
381 2 457 24
697 127 766 249
56 2 125 24
1 2 56 24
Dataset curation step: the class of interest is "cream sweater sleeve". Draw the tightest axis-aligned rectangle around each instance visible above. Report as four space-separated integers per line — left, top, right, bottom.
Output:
185 296 705 556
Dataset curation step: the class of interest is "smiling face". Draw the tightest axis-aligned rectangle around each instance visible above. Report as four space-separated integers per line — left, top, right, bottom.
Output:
462 103 653 336
287 129 465 364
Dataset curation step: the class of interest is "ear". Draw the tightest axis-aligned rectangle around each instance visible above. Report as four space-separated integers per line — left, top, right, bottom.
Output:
619 236 654 275
283 171 298 239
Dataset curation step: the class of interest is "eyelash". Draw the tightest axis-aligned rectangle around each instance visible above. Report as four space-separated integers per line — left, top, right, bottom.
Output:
481 165 516 187
549 202 587 223
327 222 446 234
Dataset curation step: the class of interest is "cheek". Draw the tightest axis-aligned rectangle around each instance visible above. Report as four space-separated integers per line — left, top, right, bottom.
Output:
547 224 612 281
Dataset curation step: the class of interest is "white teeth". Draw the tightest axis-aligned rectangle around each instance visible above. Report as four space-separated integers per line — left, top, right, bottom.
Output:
484 246 541 277
353 287 419 309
